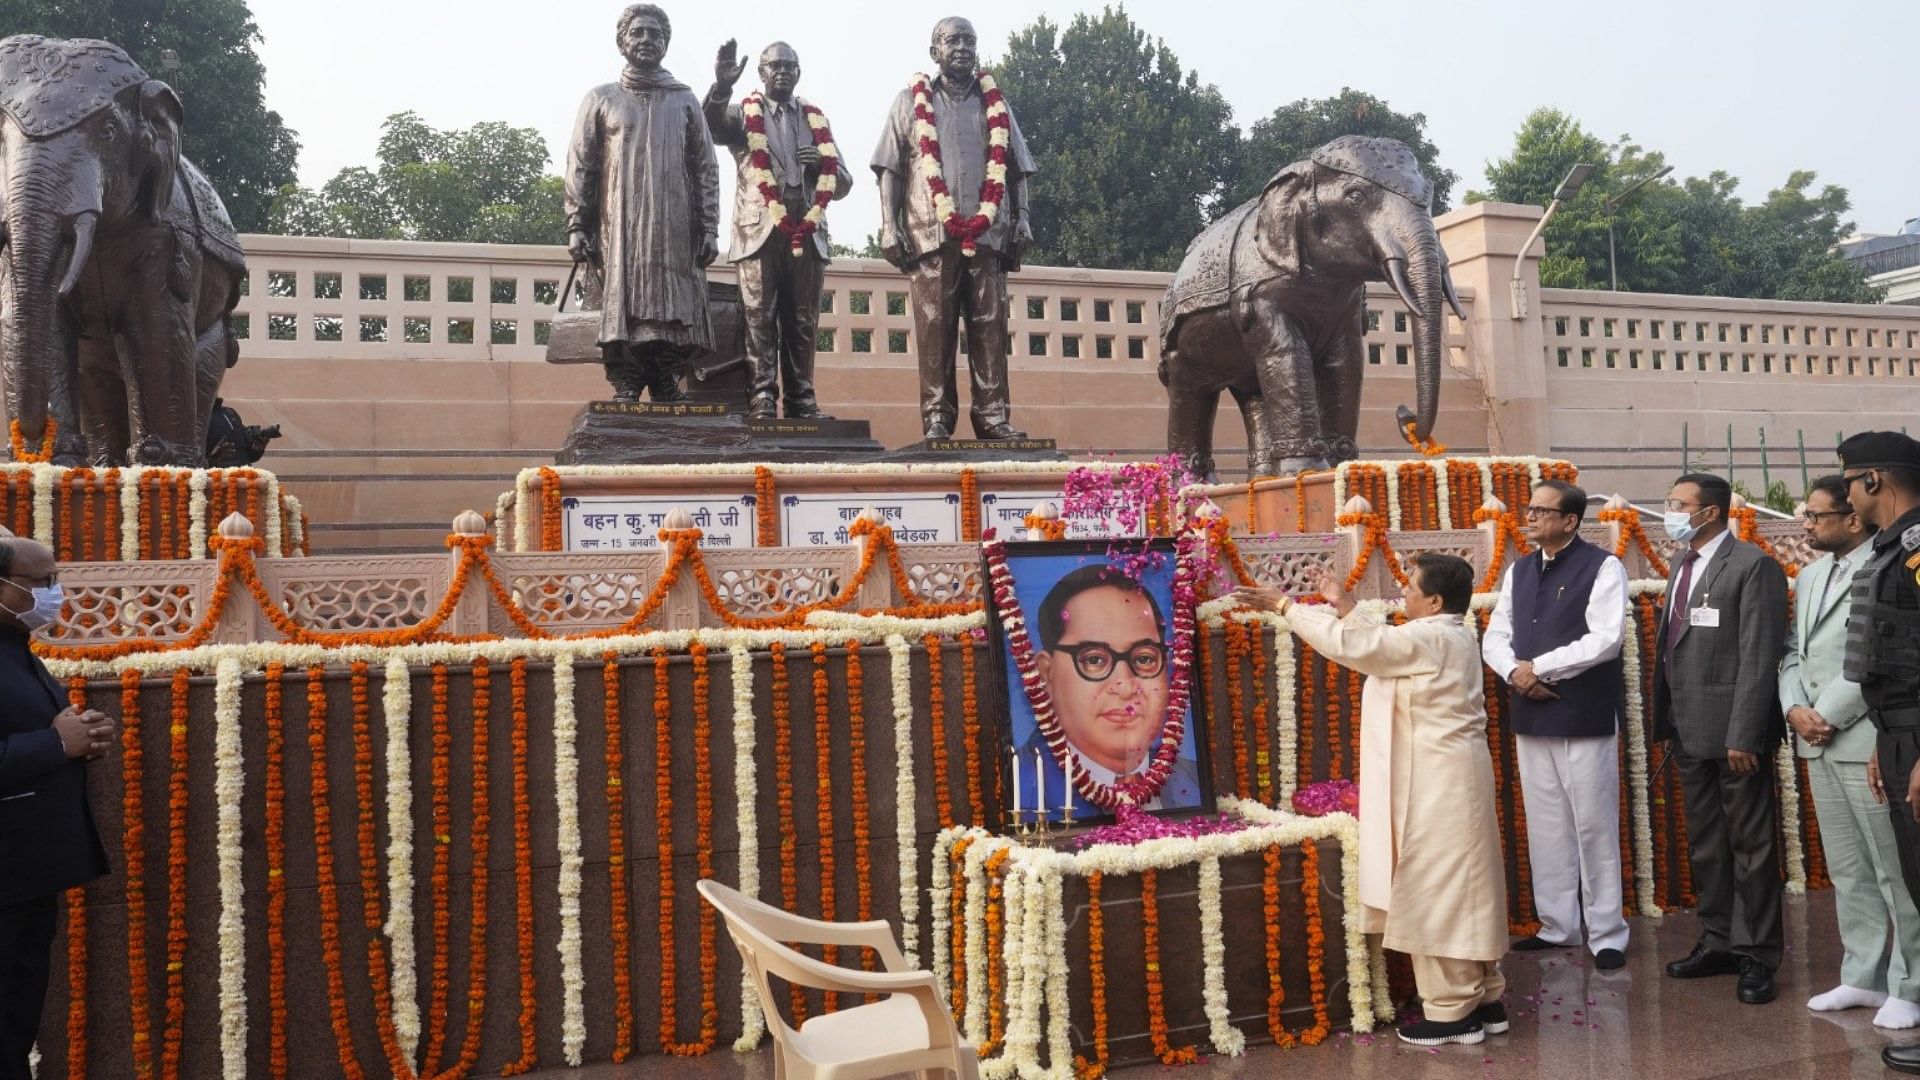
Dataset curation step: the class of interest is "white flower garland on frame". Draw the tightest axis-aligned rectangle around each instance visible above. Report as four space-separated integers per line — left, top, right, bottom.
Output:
728 643 766 1052
212 657 248 1080
380 656 421 1064
550 652 587 1064
886 636 920 966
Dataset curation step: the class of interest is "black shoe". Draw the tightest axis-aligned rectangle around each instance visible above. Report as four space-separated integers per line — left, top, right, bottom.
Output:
648 374 689 404
924 420 953 440
785 401 830 420
748 397 778 420
1397 1016 1484 1046
975 422 1027 440
1884 1043 1920 1074
1666 944 1740 979
1510 935 1567 952
1474 1002 1509 1034
1736 958 1776 1004
1595 948 1626 970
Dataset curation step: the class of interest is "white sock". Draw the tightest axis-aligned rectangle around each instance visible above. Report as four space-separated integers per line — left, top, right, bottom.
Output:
1808 985 1887 1012
1875 997 1920 1029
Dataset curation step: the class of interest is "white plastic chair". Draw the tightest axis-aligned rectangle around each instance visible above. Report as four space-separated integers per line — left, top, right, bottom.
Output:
697 878 980 1080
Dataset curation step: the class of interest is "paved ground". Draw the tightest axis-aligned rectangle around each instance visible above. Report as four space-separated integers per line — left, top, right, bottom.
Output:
532 888 1917 1079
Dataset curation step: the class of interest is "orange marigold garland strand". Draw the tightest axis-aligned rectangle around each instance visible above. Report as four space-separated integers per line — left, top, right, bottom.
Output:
9 417 56 462
1224 620 1250 795
604 653 635 1062
960 468 981 542
174 475 191 559
947 837 972 1022
1298 643 1317 787
1072 872 1110 1079
1140 868 1199 1064
1324 651 1342 779
1346 666 1362 780
769 643 806 1023
923 635 954 825
981 848 1011 1056
437 659 495 1080
1251 621 1273 803
307 668 369 1080
1297 842 1332 1045
504 656 538 1075
538 466 564 550
263 665 290 1079
843 640 877 985
120 668 157 1079
423 664 455 1072
1261 845 1294 1048
63 678 88 1078
346 662 416 1080
961 640 985 823
161 667 191 1080
753 466 779 547
58 469 76 560
810 641 840 1009
689 643 720 1046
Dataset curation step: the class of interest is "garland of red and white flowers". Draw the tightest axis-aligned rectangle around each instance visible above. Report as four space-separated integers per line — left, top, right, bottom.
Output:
909 71 1012 257
740 93 842 256
982 529 1200 810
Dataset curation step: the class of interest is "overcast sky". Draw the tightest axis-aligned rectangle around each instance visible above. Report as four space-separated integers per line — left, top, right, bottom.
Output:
253 0 1918 245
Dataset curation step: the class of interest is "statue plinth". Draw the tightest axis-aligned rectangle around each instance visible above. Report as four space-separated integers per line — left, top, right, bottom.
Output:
886 437 1066 463
554 402 884 465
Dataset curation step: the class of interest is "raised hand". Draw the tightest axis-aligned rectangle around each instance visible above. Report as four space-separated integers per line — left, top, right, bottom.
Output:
716 39 749 89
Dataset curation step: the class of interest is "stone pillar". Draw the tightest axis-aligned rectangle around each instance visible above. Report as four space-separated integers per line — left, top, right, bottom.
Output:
1435 202 1550 456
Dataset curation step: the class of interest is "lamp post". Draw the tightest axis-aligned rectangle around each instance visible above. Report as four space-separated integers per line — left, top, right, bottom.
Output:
1509 163 1595 320
1604 164 1673 291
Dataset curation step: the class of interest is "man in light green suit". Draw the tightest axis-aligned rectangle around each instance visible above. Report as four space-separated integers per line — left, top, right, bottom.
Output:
1781 474 1920 1028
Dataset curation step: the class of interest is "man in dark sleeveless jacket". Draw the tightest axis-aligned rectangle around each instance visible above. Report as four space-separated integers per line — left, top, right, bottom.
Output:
1835 432 1920 1073
0 537 111 1080
1484 479 1630 969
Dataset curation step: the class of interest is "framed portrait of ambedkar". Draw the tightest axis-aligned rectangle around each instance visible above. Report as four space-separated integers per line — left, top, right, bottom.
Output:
982 538 1215 826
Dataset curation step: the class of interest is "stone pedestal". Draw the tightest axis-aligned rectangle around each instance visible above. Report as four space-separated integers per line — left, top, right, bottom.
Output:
886 436 1067 463
555 402 886 464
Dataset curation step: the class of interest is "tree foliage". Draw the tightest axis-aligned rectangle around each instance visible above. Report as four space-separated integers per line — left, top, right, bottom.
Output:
1472 108 1880 302
991 7 1239 272
266 112 566 244
0 0 300 232
1227 88 1458 213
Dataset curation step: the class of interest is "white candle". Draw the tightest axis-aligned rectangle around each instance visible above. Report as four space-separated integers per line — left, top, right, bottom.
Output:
1033 748 1045 824
1062 752 1074 814
1010 747 1022 818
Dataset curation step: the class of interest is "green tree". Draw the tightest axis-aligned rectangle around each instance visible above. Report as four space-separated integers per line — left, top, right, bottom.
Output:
1472 108 1879 302
266 112 566 244
1227 88 1458 213
0 0 300 232
992 7 1239 272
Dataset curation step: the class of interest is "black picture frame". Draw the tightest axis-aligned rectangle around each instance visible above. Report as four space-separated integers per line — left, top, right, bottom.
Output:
982 538 1216 828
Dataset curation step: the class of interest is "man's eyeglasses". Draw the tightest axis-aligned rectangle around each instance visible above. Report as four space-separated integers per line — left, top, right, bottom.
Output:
1522 505 1572 520
1801 509 1849 524
1050 640 1168 681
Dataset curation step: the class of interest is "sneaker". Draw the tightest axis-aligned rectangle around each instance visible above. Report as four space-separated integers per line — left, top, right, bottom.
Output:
1475 1002 1510 1034
1397 1016 1486 1046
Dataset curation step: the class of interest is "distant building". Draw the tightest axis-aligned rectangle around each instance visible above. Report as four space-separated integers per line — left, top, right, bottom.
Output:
1841 219 1920 305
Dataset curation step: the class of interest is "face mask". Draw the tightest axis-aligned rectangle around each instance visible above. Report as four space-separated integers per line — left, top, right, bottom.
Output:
4 584 63 633
1662 509 1701 543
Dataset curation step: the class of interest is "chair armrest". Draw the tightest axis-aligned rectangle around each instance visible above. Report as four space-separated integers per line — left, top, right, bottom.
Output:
773 948 940 997
751 907 906 957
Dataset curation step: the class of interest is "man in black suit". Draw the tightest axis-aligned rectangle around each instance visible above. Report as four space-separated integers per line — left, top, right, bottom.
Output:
0 537 111 1079
1652 473 1791 1005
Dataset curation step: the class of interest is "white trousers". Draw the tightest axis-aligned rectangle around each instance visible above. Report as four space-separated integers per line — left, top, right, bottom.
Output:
1516 733 1629 954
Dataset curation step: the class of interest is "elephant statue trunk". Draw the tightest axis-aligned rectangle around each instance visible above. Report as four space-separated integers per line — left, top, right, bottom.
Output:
1373 210 1446 447
1 196 75 452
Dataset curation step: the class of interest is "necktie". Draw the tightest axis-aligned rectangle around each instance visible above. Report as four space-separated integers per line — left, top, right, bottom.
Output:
1666 548 1699 662
1818 553 1845 611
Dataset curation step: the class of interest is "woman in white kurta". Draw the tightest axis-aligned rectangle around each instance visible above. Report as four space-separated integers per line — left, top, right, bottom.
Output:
1239 553 1509 1046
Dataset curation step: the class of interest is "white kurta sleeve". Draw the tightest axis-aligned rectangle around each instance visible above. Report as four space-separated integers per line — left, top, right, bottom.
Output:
1286 604 1437 680
1530 556 1629 682
1481 567 1519 682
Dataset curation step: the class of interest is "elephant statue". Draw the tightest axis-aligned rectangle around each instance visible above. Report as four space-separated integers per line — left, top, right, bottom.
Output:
1158 135 1463 481
0 35 245 467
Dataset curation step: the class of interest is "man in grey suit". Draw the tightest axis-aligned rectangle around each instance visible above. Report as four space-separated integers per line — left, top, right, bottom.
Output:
1781 474 1920 1027
706 39 852 419
1653 472 1790 1004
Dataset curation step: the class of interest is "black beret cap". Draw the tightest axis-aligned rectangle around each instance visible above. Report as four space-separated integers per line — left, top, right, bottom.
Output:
1838 431 1920 470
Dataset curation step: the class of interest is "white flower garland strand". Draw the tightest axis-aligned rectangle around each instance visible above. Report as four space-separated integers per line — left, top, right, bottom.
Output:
119 465 145 560
188 470 210 559
212 657 248 1080
887 636 921 966
1619 603 1659 917
30 463 54 545
728 644 766 1052
1198 855 1245 1057
262 474 284 558
930 829 956 1001
1042 872 1072 1074
494 491 514 550
1433 459 1453 531
1778 739 1807 895
550 652 588 1064
380 655 421 1064
961 837 992 1044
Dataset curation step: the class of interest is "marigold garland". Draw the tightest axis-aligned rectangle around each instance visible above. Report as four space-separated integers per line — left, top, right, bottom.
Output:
262 664 289 1079
423 664 455 1072
538 466 564 551
1224 620 1250 794
162 667 191 1080
1298 643 1316 789
1324 651 1343 779
1401 418 1447 458
1261 845 1293 1048
120 666 157 1080
981 848 1012 1056
307 667 368 1080
767 642 805 1022
1250 622 1273 804
444 659 494 1080
844 640 874 939
1071 871 1110 1079
504 656 538 1075
1297 842 1332 1046
961 640 985 823
346 662 414 1080
174 474 190 559
10 417 56 462
752 466 778 547
657 645 720 1053
1346 666 1361 780
923 635 955 825
1140 868 1199 1064
947 836 973 1021
603 652 635 1061
58 468 76 560
690 643 721 1045
810 640 840 1010
62 678 88 1078
11 469 32 535
960 468 981 541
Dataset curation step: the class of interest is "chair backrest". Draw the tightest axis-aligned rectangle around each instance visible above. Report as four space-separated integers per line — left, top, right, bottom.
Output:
698 879 805 1047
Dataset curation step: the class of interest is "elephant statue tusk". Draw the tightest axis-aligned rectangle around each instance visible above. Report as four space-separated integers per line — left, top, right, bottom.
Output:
55 213 96 300
1442 264 1468 322
1384 258 1422 317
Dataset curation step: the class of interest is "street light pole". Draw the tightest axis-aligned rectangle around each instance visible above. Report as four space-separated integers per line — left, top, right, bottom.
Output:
1509 163 1595 320
1603 164 1673 292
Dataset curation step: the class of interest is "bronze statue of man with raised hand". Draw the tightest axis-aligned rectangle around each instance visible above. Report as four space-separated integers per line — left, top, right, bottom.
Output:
706 39 853 420
871 16 1038 441
564 4 721 404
